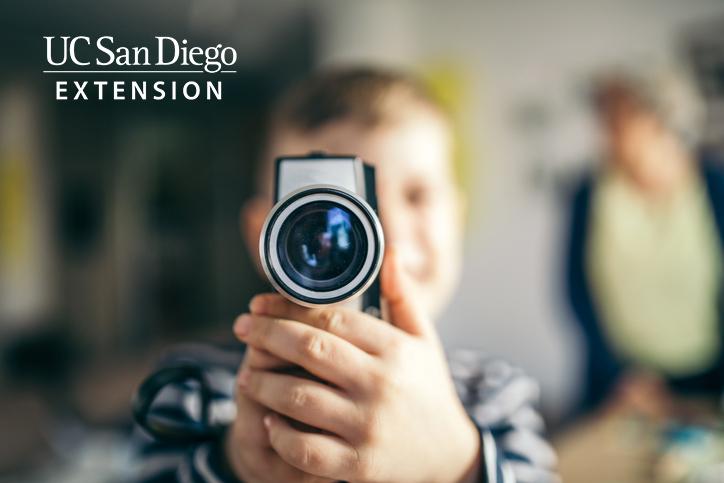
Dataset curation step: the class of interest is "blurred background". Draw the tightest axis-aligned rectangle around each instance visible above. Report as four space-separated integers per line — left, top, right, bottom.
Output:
2 1 724 482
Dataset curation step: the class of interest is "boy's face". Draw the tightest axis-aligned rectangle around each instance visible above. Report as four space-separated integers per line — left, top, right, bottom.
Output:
243 114 464 319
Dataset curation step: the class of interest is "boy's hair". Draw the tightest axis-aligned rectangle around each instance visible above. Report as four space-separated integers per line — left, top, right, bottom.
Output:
268 67 450 135
254 67 454 197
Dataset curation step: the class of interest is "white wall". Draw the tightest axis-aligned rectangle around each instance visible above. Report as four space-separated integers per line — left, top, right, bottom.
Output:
311 0 724 420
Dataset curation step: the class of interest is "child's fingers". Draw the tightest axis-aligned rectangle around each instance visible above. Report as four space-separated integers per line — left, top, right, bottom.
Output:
264 412 360 481
380 247 434 338
230 437 331 483
231 383 333 482
240 369 360 439
249 293 400 355
244 347 292 371
264 451 336 483
234 314 374 391
231 389 272 448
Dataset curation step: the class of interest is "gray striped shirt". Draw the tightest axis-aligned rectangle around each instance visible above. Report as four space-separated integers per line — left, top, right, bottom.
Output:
131 343 559 483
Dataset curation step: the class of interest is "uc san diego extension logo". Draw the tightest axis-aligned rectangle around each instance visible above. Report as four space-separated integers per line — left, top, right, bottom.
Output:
43 36 237 101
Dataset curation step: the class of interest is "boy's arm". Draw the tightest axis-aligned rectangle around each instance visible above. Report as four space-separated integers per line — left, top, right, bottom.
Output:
133 429 238 482
450 351 560 483
130 344 243 483
131 344 335 483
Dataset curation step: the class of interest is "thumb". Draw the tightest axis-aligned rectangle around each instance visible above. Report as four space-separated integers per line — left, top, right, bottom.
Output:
380 247 434 338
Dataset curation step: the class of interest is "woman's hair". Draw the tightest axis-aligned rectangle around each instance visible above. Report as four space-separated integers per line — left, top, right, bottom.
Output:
590 58 705 147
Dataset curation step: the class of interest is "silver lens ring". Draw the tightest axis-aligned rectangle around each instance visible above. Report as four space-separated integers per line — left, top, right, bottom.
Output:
260 185 384 306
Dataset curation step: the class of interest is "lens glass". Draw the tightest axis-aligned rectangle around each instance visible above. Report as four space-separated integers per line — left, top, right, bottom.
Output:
278 201 367 291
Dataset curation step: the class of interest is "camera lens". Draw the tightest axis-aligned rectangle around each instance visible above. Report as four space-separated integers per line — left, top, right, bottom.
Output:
277 201 367 291
261 186 383 306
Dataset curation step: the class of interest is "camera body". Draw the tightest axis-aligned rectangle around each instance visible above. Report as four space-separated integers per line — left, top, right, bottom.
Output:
259 153 384 315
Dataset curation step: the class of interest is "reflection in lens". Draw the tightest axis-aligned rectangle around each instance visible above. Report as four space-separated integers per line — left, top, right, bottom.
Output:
278 201 367 291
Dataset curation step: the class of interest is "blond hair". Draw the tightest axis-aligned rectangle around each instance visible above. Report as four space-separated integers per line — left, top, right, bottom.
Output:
252 67 453 197
269 67 449 134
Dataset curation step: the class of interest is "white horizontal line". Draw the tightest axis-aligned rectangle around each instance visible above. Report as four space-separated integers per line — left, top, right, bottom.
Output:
42 70 236 74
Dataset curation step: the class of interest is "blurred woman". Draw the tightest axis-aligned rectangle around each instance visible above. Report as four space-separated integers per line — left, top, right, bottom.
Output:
566 61 724 415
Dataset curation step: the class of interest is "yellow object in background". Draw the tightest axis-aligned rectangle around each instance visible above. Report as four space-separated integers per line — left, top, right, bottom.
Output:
0 154 31 267
0 84 53 327
419 63 475 196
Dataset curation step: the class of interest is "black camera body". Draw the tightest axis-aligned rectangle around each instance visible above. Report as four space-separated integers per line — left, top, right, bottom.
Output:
259 153 384 315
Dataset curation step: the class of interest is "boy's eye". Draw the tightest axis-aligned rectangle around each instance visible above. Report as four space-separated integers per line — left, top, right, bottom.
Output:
406 185 432 207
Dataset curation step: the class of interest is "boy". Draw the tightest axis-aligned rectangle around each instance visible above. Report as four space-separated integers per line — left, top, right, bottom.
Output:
134 68 558 483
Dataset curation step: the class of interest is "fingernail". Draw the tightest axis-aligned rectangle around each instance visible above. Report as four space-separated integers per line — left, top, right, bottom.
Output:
238 368 250 387
249 295 266 314
234 315 251 337
263 414 272 429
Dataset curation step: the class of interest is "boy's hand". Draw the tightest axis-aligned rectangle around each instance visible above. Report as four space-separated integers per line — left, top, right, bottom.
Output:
233 249 481 483
224 354 334 482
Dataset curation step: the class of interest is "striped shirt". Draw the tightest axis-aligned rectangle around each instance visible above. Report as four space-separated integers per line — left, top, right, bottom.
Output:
131 343 559 483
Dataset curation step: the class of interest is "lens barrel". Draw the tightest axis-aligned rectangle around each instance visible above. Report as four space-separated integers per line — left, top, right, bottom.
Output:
260 186 384 306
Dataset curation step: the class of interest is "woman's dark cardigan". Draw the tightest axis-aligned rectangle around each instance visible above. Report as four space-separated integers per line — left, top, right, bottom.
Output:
565 151 724 412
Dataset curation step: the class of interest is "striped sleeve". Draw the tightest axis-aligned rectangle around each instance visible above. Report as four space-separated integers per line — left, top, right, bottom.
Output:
131 343 559 483
130 344 243 483
449 350 560 483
